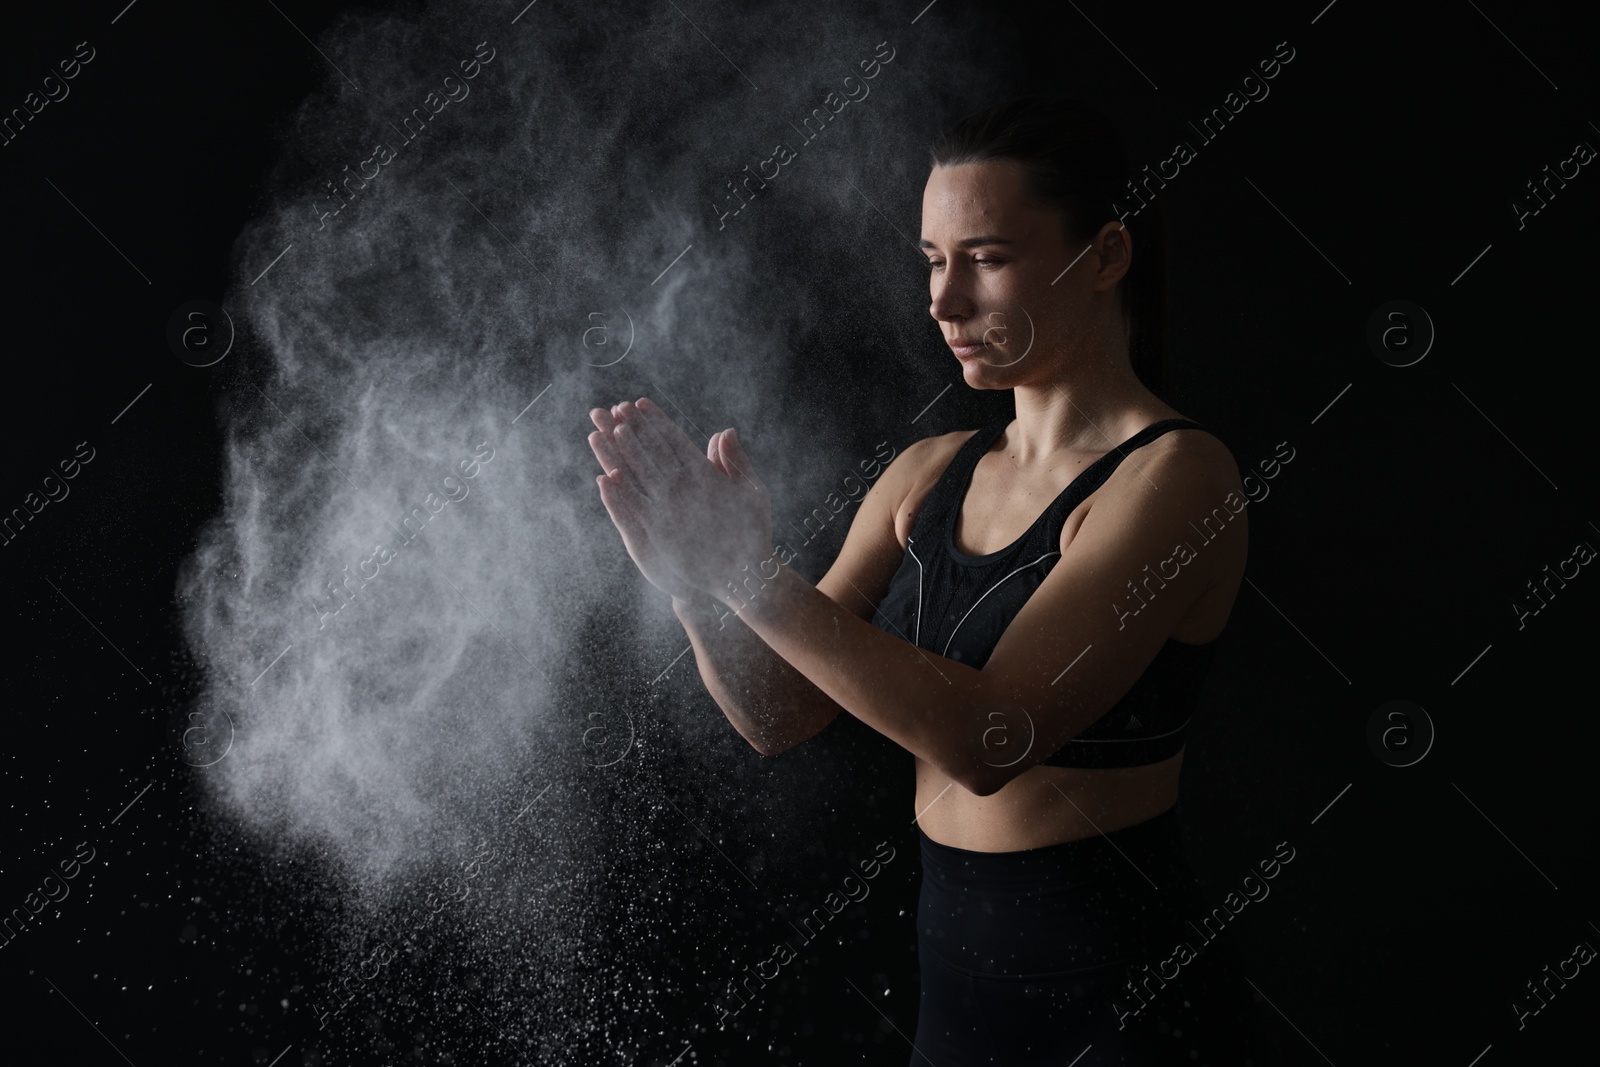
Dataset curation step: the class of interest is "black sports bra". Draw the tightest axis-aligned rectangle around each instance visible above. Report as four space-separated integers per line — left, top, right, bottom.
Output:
868 418 1223 769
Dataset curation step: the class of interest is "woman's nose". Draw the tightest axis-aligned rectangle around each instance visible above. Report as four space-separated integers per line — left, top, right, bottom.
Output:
929 273 971 323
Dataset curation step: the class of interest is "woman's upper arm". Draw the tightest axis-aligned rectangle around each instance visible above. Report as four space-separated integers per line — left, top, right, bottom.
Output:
813 439 932 622
742 442 925 753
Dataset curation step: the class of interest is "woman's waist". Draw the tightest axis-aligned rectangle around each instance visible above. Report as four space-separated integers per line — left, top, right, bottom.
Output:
914 812 1204 976
918 806 1188 885
912 756 1183 854
915 802 1212 929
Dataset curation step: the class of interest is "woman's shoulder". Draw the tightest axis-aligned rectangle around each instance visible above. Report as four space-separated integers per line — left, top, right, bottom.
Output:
870 426 989 545
881 426 987 492
1126 408 1238 478
1100 414 1247 543
903 424 987 465
1073 411 1246 545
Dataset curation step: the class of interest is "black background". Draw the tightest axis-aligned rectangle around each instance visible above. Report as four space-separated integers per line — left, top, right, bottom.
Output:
1 1 1597 1065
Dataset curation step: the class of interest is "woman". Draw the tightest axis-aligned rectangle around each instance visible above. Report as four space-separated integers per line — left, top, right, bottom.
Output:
586 97 1266 1065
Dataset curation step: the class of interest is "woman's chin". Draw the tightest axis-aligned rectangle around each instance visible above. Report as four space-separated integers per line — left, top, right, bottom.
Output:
959 358 1020 388
958 363 992 387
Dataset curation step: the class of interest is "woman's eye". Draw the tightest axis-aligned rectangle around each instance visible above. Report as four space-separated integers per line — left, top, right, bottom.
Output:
925 258 1002 272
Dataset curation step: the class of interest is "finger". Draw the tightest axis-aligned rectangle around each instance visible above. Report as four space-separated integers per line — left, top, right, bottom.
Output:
617 399 684 481
636 396 713 470
627 397 709 487
596 472 655 563
598 467 650 527
587 429 624 478
708 429 735 478
611 414 667 493
620 399 693 487
719 427 768 495
708 429 736 480
590 406 619 434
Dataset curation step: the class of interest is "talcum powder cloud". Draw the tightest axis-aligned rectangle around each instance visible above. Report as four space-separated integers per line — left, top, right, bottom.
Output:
175 0 1012 1054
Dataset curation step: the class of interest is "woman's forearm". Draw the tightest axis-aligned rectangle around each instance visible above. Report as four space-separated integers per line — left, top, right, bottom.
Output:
672 594 843 755
721 563 1004 793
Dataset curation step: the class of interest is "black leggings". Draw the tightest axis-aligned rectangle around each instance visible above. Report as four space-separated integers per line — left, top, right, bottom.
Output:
911 809 1267 1066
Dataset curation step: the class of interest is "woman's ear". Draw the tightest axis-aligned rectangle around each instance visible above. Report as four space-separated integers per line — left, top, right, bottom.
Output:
1111 227 1128 263
1093 220 1132 291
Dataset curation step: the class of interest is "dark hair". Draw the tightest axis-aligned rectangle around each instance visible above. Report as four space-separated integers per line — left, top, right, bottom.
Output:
928 96 1169 399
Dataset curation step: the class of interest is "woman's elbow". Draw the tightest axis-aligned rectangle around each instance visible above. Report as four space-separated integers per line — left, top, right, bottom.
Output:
748 734 789 757
951 762 1010 798
732 726 783 757
966 777 1004 798
756 724 836 757
760 706 841 756
743 725 809 757
716 704 797 755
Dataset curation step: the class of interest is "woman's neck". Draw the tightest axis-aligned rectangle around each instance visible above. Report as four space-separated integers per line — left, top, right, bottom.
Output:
1005 357 1162 465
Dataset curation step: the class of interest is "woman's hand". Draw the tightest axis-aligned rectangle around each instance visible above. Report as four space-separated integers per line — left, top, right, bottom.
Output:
587 404 696 601
586 398 774 607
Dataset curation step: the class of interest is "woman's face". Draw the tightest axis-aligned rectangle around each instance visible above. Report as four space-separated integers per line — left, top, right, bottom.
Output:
921 161 1127 388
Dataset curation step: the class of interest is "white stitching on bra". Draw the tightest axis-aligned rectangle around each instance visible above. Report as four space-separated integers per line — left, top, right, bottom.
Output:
907 536 925 648
939 550 1062 659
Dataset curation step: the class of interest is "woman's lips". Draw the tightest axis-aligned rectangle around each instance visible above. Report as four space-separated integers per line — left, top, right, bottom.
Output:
950 340 990 359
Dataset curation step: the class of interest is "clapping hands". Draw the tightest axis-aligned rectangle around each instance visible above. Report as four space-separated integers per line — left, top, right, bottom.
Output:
586 398 774 608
